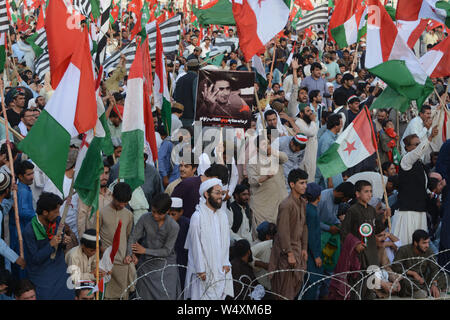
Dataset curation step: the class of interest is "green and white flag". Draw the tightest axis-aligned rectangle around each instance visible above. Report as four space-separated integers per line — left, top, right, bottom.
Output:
366 0 433 111
74 95 114 217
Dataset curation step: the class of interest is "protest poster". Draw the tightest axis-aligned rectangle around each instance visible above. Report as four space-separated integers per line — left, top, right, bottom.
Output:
195 69 255 128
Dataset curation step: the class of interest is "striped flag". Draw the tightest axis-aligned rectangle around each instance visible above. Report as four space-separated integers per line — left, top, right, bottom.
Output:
296 4 328 31
94 0 111 69
208 37 237 56
146 13 181 56
0 0 9 33
72 0 92 19
102 39 137 74
154 23 171 135
34 50 50 81
26 5 46 58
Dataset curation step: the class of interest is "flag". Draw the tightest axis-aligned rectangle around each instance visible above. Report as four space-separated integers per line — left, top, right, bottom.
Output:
317 106 377 179
252 54 268 94
295 0 314 11
154 23 171 136
208 53 225 66
0 33 5 74
395 0 450 28
119 37 157 191
19 0 96 193
420 36 450 78
396 19 428 49
102 39 136 75
127 0 141 17
291 7 302 29
208 36 237 56
146 14 182 56
283 44 295 74
329 0 367 48
119 41 145 191
365 0 433 111
5 0 16 24
18 28 97 192
93 220 122 297
110 2 119 24
396 0 430 48
94 0 111 70
192 0 236 26
34 50 50 81
26 4 46 58
232 0 290 62
295 3 328 31
74 95 114 218
0 0 9 33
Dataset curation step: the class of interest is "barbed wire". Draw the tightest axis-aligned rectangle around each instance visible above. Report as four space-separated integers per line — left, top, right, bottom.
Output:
113 249 450 301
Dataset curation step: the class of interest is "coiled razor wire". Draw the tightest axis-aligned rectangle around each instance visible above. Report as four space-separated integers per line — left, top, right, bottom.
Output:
116 249 450 300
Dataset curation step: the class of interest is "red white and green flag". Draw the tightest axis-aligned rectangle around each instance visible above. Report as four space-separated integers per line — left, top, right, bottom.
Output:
154 23 171 135
365 0 433 111
329 0 367 48
317 106 377 179
18 0 97 193
119 36 157 191
420 35 450 78
110 1 120 24
232 0 290 61
396 0 450 28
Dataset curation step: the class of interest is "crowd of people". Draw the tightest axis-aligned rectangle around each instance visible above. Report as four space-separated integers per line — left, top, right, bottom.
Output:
0 5 449 301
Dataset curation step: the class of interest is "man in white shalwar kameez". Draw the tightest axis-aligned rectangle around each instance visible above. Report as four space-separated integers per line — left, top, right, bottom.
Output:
184 178 234 300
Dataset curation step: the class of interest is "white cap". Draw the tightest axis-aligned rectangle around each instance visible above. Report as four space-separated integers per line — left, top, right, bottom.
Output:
171 197 183 208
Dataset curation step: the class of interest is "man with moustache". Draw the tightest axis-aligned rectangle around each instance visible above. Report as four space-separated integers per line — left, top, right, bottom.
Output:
22 192 75 300
165 153 198 196
78 162 113 237
392 229 447 298
184 178 234 300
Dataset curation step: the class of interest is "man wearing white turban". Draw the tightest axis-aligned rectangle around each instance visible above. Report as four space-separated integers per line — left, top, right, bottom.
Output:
184 178 234 300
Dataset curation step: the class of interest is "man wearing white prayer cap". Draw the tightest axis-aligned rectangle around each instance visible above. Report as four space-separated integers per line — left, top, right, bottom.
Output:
184 178 234 300
65 229 103 286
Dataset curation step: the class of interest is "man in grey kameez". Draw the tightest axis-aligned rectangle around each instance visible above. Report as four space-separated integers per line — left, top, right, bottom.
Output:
126 193 180 300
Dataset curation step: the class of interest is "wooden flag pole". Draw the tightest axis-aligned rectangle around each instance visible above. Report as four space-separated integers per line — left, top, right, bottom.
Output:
95 208 100 300
50 178 76 259
350 42 359 74
375 148 392 232
0 80 24 261
366 106 391 231
247 62 265 131
0 117 24 141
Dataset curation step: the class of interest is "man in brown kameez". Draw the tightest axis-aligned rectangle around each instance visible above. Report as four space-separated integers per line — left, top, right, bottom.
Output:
268 169 308 300
99 182 135 300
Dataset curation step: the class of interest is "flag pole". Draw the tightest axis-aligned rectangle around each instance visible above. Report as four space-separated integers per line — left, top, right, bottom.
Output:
50 178 76 259
95 208 100 300
0 117 24 141
0 80 24 262
247 62 265 130
366 106 391 231
350 42 359 74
